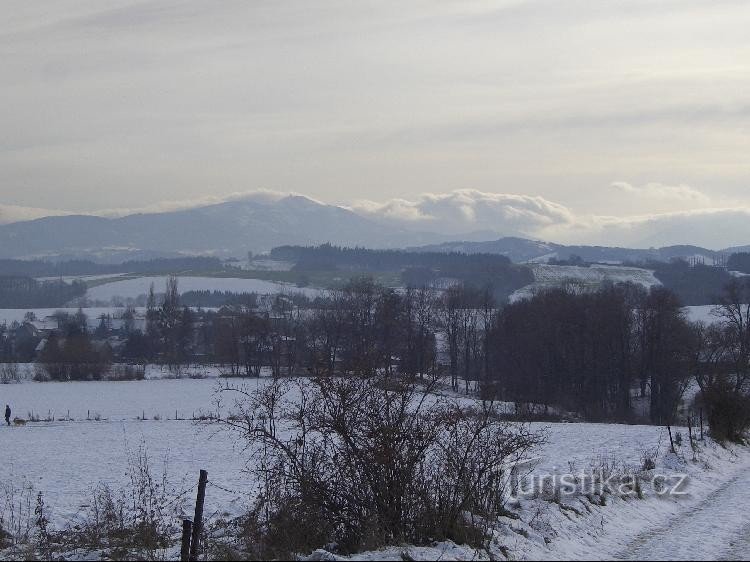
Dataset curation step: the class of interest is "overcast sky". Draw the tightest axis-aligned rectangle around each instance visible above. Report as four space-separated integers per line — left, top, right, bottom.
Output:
1 1 748 246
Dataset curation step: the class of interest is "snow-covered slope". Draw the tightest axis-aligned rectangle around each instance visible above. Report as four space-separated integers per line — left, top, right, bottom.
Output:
510 264 661 302
85 275 321 302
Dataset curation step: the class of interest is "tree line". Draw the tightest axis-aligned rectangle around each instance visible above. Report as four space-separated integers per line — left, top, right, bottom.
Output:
0 276 86 308
271 243 533 301
0 256 224 278
15 274 750 433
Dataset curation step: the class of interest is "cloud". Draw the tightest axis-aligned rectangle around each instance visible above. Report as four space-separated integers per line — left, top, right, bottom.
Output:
349 187 750 249
610 181 712 204
350 189 577 236
568 207 750 249
95 189 298 217
0 189 303 224
0 204 70 225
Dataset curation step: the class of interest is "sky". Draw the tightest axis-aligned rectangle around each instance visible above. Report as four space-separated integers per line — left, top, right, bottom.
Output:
0 0 749 247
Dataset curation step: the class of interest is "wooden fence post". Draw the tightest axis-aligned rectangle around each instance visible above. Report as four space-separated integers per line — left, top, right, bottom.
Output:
180 519 193 562
189 470 208 561
667 425 676 453
687 415 696 452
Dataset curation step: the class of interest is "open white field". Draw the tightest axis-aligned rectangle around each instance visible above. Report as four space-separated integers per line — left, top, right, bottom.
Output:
1 376 749 559
85 275 321 301
35 274 128 283
0 378 258 527
684 305 721 325
511 264 660 302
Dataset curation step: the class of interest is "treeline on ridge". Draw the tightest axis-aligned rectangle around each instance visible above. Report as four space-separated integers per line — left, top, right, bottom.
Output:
0 256 224 277
640 260 732 305
0 276 86 308
271 243 534 300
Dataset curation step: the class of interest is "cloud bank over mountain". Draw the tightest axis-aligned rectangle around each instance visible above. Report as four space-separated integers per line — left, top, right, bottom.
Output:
3 185 749 251
350 185 750 249
349 190 576 236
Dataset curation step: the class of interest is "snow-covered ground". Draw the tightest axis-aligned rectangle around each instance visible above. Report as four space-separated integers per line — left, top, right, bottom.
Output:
685 305 721 325
0 378 256 529
511 264 660 303
35 274 128 283
85 275 321 301
325 435 750 561
245 258 295 271
0 378 750 560
2 376 749 560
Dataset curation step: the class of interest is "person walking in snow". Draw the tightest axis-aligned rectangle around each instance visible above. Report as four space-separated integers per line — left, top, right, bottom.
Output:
4 405 10 426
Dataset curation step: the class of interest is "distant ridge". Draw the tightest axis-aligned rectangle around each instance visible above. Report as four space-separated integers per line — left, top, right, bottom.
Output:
409 238 728 265
0 195 438 261
0 196 745 264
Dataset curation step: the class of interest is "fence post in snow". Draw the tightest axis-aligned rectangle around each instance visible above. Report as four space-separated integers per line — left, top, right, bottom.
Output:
189 469 208 561
180 519 192 562
667 425 676 453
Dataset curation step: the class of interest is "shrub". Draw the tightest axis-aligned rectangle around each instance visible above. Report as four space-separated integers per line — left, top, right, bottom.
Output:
106 364 146 381
0 363 21 384
640 447 658 472
674 432 683 447
64 442 176 558
701 383 750 443
220 376 546 558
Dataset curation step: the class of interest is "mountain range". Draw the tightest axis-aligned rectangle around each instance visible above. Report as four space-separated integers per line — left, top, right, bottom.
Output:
0 195 746 264
0 195 443 261
409 238 736 265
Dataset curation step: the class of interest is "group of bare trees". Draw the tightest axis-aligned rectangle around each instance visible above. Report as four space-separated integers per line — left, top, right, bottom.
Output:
39 310 112 381
210 278 498 393
489 278 750 434
690 279 750 441
488 284 698 422
213 278 444 380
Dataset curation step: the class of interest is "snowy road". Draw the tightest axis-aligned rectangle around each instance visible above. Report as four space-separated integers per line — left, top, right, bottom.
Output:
616 467 750 561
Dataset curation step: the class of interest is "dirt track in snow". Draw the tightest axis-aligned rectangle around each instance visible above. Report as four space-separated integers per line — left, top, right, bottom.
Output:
616 466 750 560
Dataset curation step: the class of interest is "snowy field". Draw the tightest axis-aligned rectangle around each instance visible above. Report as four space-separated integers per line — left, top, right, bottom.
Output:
35 274 128 283
85 275 321 301
684 304 721 325
0 378 260 527
511 264 660 302
245 258 295 271
1 376 749 559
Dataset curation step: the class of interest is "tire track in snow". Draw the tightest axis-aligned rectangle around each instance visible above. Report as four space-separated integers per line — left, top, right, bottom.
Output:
720 521 750 561
615 468 750 560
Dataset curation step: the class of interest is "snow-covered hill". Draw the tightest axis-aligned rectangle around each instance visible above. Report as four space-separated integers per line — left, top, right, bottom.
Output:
510 264 661 302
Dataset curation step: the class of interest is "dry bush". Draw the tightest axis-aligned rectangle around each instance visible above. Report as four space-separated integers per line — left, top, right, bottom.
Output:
61 442 177 558
0 480 36 551
700 382 750 443
219 376 546 558
0 363 21 384
106 364 146 381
